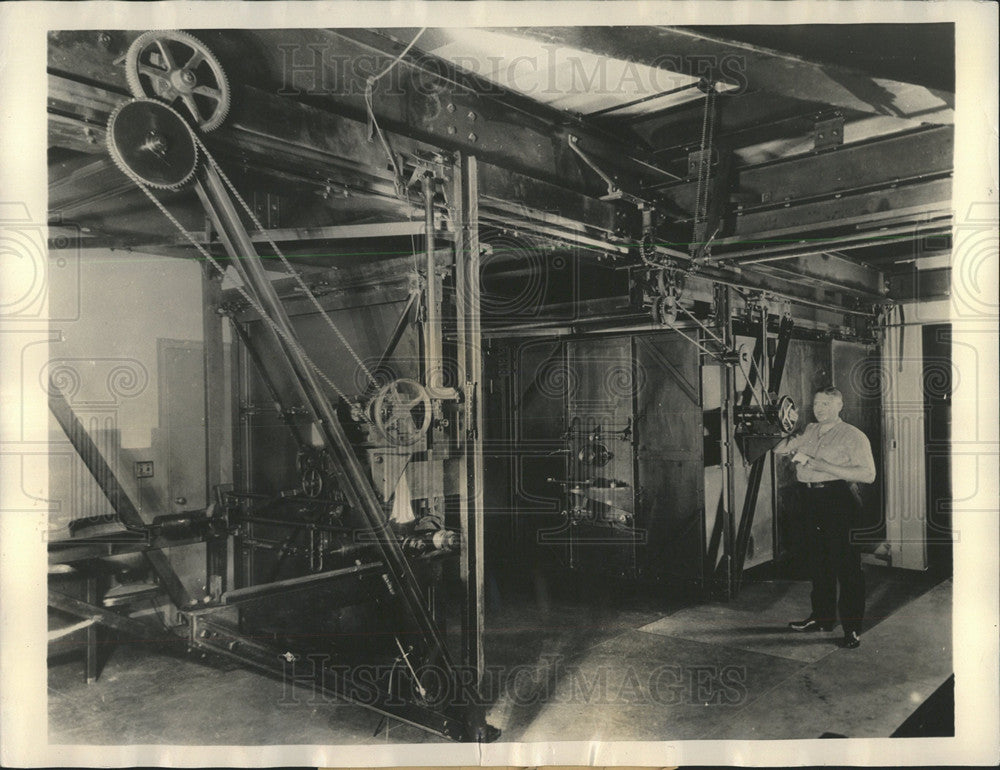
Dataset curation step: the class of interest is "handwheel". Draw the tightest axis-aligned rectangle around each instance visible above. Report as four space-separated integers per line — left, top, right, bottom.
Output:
371 378 432 446
776 395 798 435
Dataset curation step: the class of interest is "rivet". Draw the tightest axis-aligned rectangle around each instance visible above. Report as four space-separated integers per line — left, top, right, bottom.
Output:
468 132 477 142
446 103 456 113
447 125 457 135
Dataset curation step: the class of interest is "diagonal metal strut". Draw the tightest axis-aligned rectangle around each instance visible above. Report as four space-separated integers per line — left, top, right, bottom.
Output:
47 390 195 609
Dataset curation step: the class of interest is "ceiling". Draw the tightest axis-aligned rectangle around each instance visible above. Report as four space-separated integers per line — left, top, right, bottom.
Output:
47 24 955 314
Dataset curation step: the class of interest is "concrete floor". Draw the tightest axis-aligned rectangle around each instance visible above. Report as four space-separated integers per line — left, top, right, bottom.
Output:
48 566 952 745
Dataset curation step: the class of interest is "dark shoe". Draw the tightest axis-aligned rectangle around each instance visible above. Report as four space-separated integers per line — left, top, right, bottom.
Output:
839 631 861 649
789 617 834 632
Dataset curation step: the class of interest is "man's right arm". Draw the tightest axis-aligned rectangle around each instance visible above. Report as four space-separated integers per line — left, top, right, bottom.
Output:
772 432 804 455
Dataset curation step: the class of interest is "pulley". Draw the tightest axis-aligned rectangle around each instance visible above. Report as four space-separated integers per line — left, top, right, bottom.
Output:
106 99 198 189
125 30 231 131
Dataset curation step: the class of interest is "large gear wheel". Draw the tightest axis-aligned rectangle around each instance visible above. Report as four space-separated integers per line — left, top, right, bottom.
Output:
107 99 198 189
125 30 231 132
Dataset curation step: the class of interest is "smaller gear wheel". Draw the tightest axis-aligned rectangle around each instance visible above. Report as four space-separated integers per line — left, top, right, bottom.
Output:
107 99 198 189
125 30 231 131
651 294 678 326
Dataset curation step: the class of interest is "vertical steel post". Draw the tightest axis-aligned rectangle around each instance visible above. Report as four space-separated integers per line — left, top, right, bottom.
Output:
202 264 228 598
423 173 442 390
454 154 485 688
717 285 737 599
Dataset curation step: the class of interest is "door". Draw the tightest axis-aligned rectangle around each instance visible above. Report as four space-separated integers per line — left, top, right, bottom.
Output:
564 336 639 577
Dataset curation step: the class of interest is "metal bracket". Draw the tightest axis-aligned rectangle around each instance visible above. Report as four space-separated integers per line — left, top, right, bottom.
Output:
687 148 713 178
567 135 651 209
813 115 845 150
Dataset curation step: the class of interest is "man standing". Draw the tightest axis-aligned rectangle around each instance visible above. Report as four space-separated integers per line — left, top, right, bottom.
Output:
773 386 876 649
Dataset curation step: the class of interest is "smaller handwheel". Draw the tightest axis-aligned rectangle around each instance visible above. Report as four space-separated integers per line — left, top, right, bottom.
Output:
776 395 798 435
300 468 323 498
125 30 231 131
577 442 613 467
371 378 432 446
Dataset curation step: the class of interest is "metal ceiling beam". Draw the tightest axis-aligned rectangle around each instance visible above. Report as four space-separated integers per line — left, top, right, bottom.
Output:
720 218 953 265
198 28 673 194
721 176 951 243
500 26 953 122
657 124 953 219
749 253 885 296
885 266 951 303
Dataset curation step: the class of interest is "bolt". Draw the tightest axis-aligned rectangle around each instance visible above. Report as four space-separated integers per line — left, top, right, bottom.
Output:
447 125 457 135
466 111 476 121
468 132 477 142
446 102 456 113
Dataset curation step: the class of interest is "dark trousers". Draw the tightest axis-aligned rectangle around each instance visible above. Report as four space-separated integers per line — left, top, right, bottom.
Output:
802 481 866 634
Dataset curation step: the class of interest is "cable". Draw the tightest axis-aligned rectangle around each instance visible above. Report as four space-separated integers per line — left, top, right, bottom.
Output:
737 354 768 411
662 318 723 360
193 135 378 389
394 635 427 698
675 301 726 347
691 85 717 255
364 28 427 197
371 28 427 83
746 351 772 406
129 176 354 402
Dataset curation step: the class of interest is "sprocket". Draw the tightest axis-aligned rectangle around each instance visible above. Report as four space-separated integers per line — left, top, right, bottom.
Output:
106 99 198 189
125 30 231 132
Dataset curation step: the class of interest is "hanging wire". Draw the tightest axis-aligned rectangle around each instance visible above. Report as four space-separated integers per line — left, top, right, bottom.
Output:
675 301 726 346
364 28 427 196
193 134 378 389
691 82 717 256
130 177 355 401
